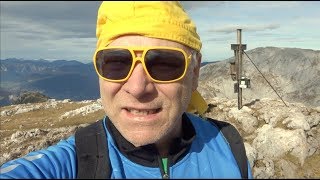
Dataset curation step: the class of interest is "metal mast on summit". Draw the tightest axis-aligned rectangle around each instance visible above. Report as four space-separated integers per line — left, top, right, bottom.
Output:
229 29 288 109
230 29 249 110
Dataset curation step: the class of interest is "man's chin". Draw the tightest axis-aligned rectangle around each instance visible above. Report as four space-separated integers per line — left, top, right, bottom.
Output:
125 132 162 147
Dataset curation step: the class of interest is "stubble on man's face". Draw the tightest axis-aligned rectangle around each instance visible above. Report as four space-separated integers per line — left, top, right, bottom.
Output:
99 36 198 147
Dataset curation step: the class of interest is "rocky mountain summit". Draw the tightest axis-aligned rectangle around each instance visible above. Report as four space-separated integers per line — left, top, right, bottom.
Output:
198 47 320 107
1 98 319 178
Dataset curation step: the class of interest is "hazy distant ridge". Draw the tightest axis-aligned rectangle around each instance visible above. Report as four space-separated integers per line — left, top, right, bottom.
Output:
1 47 319 107
0 59 99 106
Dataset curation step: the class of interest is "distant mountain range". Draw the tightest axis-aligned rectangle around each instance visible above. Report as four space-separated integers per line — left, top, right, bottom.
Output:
0 58 216 106
1 47 319 107
0 59 100 106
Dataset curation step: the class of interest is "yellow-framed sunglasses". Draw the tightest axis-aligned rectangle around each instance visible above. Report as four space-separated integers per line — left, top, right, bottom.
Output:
93 46 192 83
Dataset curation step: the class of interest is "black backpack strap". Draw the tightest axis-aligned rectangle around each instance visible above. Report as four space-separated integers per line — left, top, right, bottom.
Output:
74 117 247 178
75 119 111 179
206 118 248 179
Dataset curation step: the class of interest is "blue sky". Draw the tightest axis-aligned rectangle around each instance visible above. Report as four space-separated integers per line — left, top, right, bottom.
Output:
1 1 319 63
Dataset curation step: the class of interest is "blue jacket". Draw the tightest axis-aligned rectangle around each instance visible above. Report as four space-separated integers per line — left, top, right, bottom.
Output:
0 113 253 178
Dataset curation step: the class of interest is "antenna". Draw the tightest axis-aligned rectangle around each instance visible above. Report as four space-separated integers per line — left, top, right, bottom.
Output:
230 29 248 110
230 29 288 108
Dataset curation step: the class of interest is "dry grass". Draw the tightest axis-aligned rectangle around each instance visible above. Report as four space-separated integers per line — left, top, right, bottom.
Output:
273 153 320 178
296 153 320 178
0 100 106 163
0 101 105 142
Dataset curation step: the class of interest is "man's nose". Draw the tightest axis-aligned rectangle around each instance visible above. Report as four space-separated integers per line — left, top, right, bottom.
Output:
122 53 155 98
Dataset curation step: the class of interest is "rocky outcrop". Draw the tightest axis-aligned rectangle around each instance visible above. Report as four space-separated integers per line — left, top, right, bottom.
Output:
10 91 50 105
203 97 319 178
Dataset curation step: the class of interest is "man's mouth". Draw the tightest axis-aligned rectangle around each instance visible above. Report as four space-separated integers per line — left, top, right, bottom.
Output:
125 108 161 115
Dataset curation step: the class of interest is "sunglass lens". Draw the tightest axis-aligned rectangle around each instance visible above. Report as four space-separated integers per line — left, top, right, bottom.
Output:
145 49 186 81
95 49 132 80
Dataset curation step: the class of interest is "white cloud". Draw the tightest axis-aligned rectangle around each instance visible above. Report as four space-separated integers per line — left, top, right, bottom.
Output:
0 1 99 39
237 1 302 8
180 1 225 11
207 24 281 34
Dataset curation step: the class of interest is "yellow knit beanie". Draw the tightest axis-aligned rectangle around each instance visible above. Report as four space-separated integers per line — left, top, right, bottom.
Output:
95 1 208 114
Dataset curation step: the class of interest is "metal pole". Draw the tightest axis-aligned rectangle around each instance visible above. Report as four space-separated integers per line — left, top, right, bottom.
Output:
237 29 243 110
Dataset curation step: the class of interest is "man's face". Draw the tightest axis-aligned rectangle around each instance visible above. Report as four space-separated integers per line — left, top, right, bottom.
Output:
98 35 200 147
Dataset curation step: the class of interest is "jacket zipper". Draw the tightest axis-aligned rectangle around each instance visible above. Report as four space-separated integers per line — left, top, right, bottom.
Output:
159 157 169 179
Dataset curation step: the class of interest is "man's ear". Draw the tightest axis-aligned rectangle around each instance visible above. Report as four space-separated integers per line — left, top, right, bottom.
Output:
192 52 201 91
